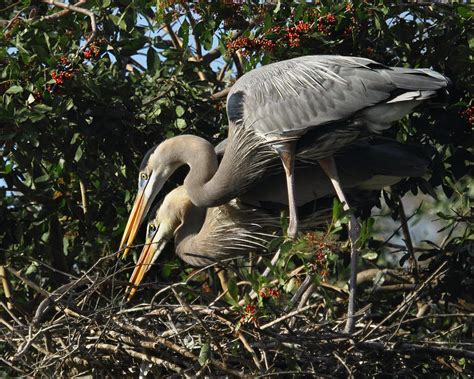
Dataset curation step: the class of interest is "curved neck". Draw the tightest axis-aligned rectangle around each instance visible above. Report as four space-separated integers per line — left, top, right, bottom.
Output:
174 205 209 266
159 129 274 208
181 127 273 207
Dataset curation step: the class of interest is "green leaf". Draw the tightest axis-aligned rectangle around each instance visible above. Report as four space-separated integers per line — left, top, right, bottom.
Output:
147 47 156 73
198 343 210 366
175 105 185 117
74 146 83 162
35 174 50 183
362 251 378 261
176 118 186 130
5 85 23 94
33 104 53 113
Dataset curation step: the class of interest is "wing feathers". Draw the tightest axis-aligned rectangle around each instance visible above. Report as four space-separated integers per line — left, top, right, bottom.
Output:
228 55 449 140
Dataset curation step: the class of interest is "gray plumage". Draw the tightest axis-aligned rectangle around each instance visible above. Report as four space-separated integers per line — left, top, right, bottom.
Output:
228 55 449 140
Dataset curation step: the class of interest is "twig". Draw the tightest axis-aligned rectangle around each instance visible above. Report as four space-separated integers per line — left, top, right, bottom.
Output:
233 51 244 78
201 16 263 64
41 0 86 20
0 266 13 310
164 22 182 50
0 301 23 326
85 342 185 374
5 266 49 297
260 302 321 330
210 87 231 101
237 332 262 371
357 341 474 360
40 0 96 49
171 288 228 371
333 352 353 378
362 261 448 341
183 3 201 59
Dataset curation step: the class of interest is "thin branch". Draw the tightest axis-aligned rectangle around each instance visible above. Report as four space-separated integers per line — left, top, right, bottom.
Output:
164 22 183 50
40 0 96 49
183 3 202 59
41 0 86 21
201 15 263 64
210 87 231 101
0 266 13 310
85 342 185 374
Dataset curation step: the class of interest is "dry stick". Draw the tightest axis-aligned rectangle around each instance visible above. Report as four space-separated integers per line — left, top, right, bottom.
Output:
210 87 231 100
357 341 474 360
134 307 247 377
362 261 448 341
398 196 419 282
0 301 23 326
333 352 353 378
171 288 227 363
260 302 322 330
236 332 262 372
85 342 185 374
40 0 96 49
0 266 13 310
356 268 410 286
41 0 85 20
5 267 49 297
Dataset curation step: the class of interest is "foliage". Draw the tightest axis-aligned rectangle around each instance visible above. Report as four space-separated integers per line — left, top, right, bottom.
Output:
0 1 473 376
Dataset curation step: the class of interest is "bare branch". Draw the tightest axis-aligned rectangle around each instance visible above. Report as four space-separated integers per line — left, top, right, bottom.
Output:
40 0 96 49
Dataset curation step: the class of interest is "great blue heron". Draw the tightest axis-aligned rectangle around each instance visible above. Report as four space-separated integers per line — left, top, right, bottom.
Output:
125 140 429 300
120 55 448 331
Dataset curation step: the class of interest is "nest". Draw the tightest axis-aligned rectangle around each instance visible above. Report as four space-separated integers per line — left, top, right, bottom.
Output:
1 253 473 377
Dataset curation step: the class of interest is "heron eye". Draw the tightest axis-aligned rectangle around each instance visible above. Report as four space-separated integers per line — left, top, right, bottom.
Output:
149 224 156 232
140 173 148 181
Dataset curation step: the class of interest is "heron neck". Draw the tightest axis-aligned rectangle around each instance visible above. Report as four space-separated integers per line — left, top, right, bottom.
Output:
183 125 274 207
174 205 208 266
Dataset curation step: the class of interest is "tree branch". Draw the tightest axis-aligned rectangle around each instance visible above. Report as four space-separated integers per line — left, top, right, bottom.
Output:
40 0 96 49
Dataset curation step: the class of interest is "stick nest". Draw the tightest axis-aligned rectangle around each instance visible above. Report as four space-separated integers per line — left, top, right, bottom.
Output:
1 253 473 377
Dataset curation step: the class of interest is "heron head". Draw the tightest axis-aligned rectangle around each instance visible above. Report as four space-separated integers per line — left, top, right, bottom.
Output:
125 187 193 300
119 143 181 258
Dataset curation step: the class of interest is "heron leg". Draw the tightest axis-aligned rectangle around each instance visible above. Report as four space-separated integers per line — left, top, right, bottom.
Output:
216 268 229 294
276 142 298 239
318 156 360 334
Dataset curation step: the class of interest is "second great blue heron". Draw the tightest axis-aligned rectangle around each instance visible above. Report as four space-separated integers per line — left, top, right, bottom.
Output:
126 140 429 300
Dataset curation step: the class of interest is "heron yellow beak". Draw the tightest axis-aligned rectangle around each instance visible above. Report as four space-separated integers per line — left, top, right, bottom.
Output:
125 223 171 301
119 187 149 258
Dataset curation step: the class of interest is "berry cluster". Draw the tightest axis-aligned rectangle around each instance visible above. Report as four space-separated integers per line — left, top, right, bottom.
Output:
286 21 312 48
304 232 337 280
317 13 336 34
83 43 100 60
226 36 275 56
259 287 281 298
460 105 474 125
51 70 73 85
240 303 257 324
